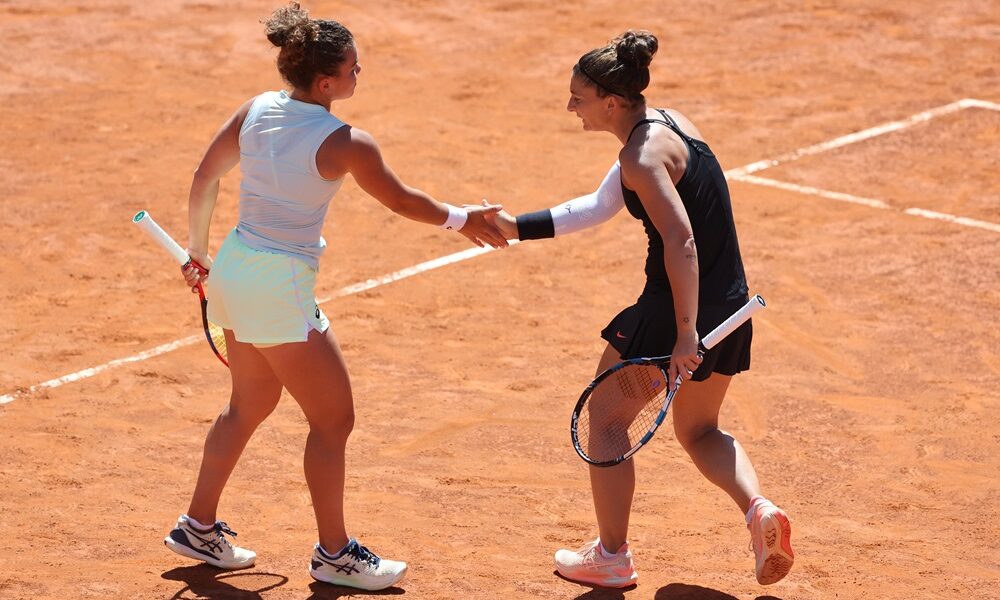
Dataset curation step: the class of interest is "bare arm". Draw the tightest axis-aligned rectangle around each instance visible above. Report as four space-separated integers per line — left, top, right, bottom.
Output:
619 147 702 387
317 127 507 248
183 98 252 288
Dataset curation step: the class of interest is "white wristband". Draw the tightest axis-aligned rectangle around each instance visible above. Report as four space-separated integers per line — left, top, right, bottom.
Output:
439 204 468 230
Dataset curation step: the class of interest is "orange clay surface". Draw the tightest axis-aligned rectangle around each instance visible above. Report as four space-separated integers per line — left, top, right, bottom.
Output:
1 1 998 599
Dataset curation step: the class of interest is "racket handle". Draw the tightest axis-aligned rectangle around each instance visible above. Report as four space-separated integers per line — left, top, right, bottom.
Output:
133 210 191 266
701 294 766 350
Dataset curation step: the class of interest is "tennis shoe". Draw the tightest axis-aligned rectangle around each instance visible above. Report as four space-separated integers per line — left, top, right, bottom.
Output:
310 539 407 590
163 514 256 569
554 538 637 588
747 497 794 584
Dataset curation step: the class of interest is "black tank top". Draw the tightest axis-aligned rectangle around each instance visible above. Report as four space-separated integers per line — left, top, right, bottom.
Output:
622 109 749 303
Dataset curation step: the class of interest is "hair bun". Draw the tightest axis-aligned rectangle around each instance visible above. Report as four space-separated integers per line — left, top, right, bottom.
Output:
613 30 658 69
264 1 318 48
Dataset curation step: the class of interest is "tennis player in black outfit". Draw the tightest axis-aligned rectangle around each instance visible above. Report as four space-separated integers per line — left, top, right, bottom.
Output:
487 30 794 588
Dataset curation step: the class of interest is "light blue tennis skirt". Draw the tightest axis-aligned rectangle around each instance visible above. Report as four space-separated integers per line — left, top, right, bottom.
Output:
207 229 329 346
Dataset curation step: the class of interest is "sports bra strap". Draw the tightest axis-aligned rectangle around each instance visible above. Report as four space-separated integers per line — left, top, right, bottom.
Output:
626 109 702 148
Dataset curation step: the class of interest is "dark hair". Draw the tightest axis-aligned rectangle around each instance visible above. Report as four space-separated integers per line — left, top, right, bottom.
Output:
263 2 354 90
574 30 658 105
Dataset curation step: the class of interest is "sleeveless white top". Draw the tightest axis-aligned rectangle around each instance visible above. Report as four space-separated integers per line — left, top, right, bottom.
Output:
236 90 347 268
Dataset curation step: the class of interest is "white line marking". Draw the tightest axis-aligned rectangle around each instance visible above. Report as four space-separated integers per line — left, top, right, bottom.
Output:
734 175 1000 233
0 241 518 405
726 98 977 178
901 207 1000 233
959 98 1000 111
731 175 891 209
317 242 517 303
0 336 201 405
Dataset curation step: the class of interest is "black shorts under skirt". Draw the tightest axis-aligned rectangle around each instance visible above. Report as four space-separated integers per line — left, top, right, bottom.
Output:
600 292 752 381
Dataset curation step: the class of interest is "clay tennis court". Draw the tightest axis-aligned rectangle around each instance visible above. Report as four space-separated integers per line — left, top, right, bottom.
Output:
1 0 997 598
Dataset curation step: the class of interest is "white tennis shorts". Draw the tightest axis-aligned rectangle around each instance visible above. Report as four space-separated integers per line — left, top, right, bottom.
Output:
206 229 330 346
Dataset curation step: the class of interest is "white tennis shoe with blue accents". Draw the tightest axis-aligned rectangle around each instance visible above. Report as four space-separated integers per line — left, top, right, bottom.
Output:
310 539 407 590
164 514 256 570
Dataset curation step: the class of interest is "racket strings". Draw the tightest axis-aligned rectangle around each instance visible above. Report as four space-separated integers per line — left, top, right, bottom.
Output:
577 364 668 463
208 323 228 359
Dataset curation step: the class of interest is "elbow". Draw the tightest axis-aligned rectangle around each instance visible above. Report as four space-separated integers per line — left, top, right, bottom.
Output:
190 167 219 191
664 230 696 251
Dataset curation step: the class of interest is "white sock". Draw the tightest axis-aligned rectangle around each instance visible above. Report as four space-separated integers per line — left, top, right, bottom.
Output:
323 538 355 558
598 541 617 558
185 515 213 531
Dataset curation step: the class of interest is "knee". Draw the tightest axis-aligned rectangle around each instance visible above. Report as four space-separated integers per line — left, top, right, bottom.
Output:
674 423 719 453
309 403 355 441
226 400 276 431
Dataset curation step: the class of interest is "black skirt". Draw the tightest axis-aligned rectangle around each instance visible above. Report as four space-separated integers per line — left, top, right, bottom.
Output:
600 292 752 381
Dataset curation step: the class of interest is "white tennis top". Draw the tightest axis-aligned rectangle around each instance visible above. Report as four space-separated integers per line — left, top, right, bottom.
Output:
236 90 347 268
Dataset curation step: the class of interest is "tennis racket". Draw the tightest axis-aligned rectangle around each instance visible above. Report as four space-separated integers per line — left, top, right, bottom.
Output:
572 294 766 467
132 210 229 367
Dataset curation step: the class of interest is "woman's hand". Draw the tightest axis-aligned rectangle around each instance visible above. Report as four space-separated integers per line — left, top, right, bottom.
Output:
182 249 212 293
668 328 703 391
458 201 508 248
480 199 518 241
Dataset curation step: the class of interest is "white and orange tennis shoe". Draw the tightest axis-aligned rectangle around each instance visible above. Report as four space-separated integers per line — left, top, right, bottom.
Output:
554 538 638 588
747 496 794 584
310 539 407 590
164 514 256 570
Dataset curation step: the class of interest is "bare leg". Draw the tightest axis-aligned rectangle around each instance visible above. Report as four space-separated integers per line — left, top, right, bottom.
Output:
187 329 283 524
589 344 636 552
257 327 354 553
671 374 762 514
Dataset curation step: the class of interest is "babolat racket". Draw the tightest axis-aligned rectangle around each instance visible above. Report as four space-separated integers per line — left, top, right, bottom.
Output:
132 210 229 367
572 295 766 466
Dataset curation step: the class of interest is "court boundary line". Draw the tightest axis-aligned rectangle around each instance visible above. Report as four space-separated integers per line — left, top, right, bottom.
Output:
731 175 1000 234
726 97 998 178
0 242 517 405
729 97 999 234
2 96 996 405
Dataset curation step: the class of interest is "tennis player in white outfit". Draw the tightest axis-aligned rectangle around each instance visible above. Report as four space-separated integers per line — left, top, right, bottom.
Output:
162 2 507 591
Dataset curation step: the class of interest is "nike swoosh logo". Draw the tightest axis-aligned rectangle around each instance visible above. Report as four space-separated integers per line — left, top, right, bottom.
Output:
615 331 628 339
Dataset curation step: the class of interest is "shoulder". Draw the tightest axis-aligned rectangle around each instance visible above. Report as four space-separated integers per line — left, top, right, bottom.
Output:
319 126 377 156
661 108 707 142
618 135 664 177
316 126 384 175
230 94 267 131
235 96 258 118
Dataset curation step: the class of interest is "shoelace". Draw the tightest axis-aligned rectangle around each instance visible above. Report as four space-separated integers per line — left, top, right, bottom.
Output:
576 541 613 567
345 542 381 567
214 521 238 550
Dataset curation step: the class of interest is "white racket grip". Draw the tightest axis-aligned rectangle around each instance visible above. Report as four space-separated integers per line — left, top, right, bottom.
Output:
701 294 766 350
132 210 190 265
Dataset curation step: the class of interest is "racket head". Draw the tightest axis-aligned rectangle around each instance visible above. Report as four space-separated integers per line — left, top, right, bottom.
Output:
194 282 229 367
188 258 229 368
571 357 674 467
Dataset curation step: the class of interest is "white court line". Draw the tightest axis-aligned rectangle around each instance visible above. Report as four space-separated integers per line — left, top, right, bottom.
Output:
901 207 1000 233
731 175 891 210
732 175 1000 233
960 98 1000 111
726 98 998 178
0 241 518 405
3 97 998 406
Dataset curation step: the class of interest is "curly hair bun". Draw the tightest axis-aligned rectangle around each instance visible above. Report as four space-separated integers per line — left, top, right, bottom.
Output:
264 1 319 48
613 30 658 69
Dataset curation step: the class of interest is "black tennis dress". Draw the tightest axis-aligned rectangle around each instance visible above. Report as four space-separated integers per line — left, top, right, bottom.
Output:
600 109 752 380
